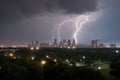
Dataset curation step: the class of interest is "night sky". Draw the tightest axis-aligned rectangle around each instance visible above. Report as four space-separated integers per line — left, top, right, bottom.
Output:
0 0 120 46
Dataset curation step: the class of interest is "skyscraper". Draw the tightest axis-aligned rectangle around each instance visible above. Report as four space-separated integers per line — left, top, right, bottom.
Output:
72 38 76 47
110 44 116 48
35 40 39 47
32 41 34 46
68 39 71 47
91 39 100 48
53 38 58 47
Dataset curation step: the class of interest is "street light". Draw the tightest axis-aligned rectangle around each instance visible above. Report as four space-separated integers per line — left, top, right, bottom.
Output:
98 66 101 70
31 56 35 60
53 58 57 63
41 60 46 80
13 57 16 59
41 60 46 66
67 46 70 49
72 46 76 49
82 56 86 64
116 50 119 53
82 56 86 59
46 55 49 59
9 53 14 57
36 47 39 50
31 47 34 50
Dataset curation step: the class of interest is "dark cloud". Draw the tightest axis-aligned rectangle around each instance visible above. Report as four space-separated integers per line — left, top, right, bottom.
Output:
0 0 100 44
0 0 99 19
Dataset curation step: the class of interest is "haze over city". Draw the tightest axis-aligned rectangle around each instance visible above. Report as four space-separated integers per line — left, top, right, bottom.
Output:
0 0 120 46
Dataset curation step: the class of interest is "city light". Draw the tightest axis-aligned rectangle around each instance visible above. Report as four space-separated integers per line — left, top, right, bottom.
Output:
41 60 46 65
31 56 35 60
72 46 76 49
31 47 34 50
98 66 101 70
46 55 50 59
36 47 39 50
53 58 57 63
13 56 16 59
82 56 86 59
116 50 119 53
9 53 14 57
4 54 7 57
60 46 63 48
28 39 119 48
0 45 5 48
67 46 71 49
66 59 69 62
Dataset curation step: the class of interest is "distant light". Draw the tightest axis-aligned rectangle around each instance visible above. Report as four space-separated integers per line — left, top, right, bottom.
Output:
36 47 39 50
12 46 17 48
53 58 57 63
60 46 63 48
0 45 5 48
9 53 14 57
67 46 71 49
116 50 119 53
72 46 76 49
24 45 28 48
4 54 7 57
98 66 101 70
31 47 34 50
41 60 46 65
13 57 16 59
46 55 49 59
70 63 73 66
0 66 1 70
31 56 35 60
66 59 69 62
82 56 86 59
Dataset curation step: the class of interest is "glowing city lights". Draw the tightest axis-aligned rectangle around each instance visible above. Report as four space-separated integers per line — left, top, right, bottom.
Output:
53 58 57 63
46 55 50 59
82 56 86 59
41 60 46 65
98 66 101 70
31 47 34 50
31 56 35 60
36 47 39 50
9 53 14 57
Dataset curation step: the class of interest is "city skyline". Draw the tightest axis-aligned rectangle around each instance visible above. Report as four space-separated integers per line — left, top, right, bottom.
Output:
0 0 120 45
0 38 118 48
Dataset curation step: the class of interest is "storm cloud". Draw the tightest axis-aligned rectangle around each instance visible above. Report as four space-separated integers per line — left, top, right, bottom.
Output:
0 0 99 19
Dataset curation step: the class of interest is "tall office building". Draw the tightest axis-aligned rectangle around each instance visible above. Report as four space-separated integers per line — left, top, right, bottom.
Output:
53 38 58 47
35 40 39 47
32 41 34 46
91 39 101 48
63 39 67 44
110 44 116 48
72 38 76 47
59 41 63 47
40 41 49 48
68 39 71 47
63 39 68 47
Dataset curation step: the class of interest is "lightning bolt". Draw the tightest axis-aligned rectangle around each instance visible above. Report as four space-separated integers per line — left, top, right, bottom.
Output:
73 15 89 44
54 15 89 44
57 19 75 42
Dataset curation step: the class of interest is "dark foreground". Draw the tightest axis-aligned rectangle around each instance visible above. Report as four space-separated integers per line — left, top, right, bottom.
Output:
0 48 120 80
